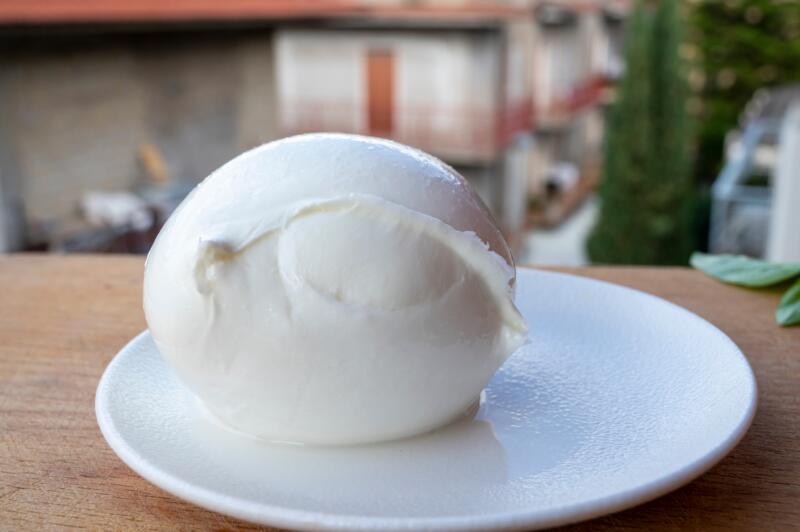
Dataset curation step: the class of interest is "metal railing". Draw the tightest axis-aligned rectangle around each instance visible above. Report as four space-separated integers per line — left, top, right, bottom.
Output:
280 99 533 161
709 119 779 255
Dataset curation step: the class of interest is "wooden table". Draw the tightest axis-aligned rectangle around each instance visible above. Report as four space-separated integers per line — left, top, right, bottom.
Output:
1 254 798 530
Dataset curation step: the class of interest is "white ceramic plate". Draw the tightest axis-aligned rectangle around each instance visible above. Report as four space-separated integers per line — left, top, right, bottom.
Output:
96 269 756 531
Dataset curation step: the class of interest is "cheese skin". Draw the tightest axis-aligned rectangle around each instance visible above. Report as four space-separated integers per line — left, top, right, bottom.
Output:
144 134 527 445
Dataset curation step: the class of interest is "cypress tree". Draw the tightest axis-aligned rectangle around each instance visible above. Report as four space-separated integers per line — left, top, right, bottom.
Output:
587 0 692 265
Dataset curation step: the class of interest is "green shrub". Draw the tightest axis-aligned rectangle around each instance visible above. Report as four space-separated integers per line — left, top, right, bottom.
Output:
691 0 800 184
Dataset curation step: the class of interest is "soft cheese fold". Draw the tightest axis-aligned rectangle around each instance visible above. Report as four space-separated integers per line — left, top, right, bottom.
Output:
144 133 527 445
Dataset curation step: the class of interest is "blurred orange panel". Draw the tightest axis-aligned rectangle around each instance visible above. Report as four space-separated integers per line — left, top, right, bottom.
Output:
366 50 394 137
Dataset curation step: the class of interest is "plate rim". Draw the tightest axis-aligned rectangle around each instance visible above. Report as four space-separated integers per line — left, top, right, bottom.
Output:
96 268 758 531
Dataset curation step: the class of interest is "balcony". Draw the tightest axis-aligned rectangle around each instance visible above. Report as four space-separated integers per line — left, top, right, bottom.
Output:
280 99 533 164
537 76 607 129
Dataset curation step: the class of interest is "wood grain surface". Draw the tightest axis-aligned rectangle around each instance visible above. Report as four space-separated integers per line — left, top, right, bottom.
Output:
0 254 798 531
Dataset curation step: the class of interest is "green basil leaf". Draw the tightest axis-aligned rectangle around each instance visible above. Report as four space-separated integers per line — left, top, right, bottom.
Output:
777 278 800 327
690 252 800 287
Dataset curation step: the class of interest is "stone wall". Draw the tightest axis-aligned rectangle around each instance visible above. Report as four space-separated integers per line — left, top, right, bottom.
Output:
0 30 278 238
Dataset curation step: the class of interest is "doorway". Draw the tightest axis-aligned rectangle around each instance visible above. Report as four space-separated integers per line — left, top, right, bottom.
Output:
366 50 394 136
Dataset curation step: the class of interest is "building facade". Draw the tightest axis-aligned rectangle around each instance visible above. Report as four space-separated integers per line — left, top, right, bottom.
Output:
274 19 535 236
0 1 626 252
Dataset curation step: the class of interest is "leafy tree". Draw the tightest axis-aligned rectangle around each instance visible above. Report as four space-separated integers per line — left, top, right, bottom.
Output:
690 0 800 184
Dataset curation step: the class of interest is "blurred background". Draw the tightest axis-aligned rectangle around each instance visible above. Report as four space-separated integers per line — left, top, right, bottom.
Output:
0 0 798 265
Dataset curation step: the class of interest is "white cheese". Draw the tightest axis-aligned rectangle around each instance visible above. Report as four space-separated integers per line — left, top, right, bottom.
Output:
144 133 527 445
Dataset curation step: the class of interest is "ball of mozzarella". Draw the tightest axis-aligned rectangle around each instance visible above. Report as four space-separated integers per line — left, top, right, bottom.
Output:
144 133 527 445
